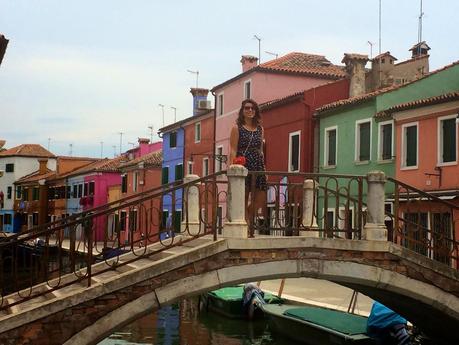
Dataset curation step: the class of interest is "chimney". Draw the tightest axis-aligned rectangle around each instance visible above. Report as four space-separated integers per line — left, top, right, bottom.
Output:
190 87 209 116
410 41 430 59
342 53 369 97
241 55 258 73
38 158 48 174
138 137 150 157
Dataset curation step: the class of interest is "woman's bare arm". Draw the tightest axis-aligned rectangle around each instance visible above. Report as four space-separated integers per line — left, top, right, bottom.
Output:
229 125 239 164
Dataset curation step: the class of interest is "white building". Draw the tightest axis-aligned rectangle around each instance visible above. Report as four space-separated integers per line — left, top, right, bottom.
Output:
0 144 56 232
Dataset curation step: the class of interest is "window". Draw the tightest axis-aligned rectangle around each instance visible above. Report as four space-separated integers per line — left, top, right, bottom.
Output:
129 209 138 232
119 210 127 231
324 127 337 167
402 123 418 168
161 210 169 229
355 119 371 162
88 181 95 195
66 186 71 199
32 187 39 201
244 80 251 99
203 157 209 176
175 164 183 181
169 132 177 148
161 167 169 185
16 186 22 199
32 212 39 226
7 186 12 199
438 116 457 164
217 93 224 116
173 210 182 233
288 131 300 172
23 188 29 201
121 175 128 193
187 161 193 175
4 214 12 225
378 121 393 160
195 122 201 143
216 146 223 172
133 172 139 192
78 184 83 198
5 163 14 173
84 182 89 196
72 185 78 198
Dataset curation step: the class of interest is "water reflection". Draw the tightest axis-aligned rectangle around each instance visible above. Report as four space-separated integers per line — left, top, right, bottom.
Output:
99 297 298 345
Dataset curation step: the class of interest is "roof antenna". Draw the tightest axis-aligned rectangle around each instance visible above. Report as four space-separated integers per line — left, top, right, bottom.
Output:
378 0 382 55
253 35 261 64
265 51 278 59
418 0 424 44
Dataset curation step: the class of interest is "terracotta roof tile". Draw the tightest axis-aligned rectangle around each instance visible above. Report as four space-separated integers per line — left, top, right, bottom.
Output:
119 150 163 169
15 169 55 184
63 155 126 178
259 90 305 112
316 59 459 115
211 52 347 91
0 144 55 158
373 51 398 61
375 92 459 119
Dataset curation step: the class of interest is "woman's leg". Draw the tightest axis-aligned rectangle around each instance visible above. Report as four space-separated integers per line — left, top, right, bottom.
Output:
253 189 267 231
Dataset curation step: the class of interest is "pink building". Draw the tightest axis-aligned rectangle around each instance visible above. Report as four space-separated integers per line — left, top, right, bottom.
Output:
211 52 347 172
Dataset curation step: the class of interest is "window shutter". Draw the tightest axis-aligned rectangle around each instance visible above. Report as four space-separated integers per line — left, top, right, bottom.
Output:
175 164 183 181
359 122 370 161
405 126 417 166
173 211 182 233
382 124 392 160
442 119 456 162
328 130 336 165
161 167 169 185
291 134 299 171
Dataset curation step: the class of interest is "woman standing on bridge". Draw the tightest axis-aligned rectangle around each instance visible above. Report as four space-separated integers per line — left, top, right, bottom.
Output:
229 99 267 229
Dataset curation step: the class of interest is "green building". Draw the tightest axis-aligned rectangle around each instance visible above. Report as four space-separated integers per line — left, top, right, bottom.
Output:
314 60 459 231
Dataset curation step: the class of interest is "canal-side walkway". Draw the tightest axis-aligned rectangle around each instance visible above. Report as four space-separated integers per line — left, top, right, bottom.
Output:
261 278 373 316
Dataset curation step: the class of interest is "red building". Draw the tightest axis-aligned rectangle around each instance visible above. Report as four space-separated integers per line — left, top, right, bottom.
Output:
119 149 163 245
261 78 350 174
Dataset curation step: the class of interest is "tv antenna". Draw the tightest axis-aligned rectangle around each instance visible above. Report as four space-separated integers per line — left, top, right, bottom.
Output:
170 106 177 123
418 0 424 43
378 0 382 54
187 69 199 88
100 141 104 158
148 125 154 142
118 132 123 155
158 104 165 127
265 51 278 59
253 35 261 64
69 143 73 156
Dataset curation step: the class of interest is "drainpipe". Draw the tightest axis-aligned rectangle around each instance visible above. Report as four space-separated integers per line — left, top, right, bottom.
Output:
212 90 216 174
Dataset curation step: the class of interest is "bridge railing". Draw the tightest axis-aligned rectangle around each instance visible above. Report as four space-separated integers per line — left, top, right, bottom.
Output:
386 177 459 269
0 171 227 311
246 170 366 239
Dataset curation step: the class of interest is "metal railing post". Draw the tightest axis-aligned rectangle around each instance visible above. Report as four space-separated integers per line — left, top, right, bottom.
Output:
224 164 248 238
182 174 200 236
363 171 387 241
300 179 319 237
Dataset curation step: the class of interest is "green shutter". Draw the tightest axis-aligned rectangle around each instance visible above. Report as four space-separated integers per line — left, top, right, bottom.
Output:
442 118 456 162
382 124 392 160
161 210 169 228
328 130 336 165
161 167 169 185
405 126 417 166
359 122 370 161
175 164 183 181
170 132 177 148
291 134 299 171
173 210 182 233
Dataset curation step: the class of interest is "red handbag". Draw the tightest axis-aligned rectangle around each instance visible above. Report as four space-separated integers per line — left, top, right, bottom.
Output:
233 156 246 166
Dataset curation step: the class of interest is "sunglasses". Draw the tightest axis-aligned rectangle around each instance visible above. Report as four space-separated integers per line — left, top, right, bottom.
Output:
244 105 254 110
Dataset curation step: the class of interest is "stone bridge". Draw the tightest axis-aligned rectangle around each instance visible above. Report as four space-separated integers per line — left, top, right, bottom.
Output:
0 236 458 345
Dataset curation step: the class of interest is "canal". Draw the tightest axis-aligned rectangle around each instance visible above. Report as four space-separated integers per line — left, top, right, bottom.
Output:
99 297 296 345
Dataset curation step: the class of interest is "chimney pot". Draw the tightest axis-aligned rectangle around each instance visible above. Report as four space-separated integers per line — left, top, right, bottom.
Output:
38 158 48 175
241 55 258 73
342 53 369 98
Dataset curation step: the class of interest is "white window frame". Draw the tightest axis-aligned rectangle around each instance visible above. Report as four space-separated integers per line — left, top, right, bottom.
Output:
215 146 223 172
401 122 419 170
437 114 457 166
377 120 394 161
187 160 193 175
354 118 372 163
324 126 338 168
203 157 209 176
194 122 201 143
217 92 224 116
288 131 301 172
243 79 252 99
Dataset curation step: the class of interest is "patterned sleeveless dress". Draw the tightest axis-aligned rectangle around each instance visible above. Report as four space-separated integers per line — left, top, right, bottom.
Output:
237 124 267 190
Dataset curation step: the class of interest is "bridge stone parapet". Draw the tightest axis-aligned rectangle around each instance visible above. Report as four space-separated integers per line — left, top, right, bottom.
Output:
0 238 458 345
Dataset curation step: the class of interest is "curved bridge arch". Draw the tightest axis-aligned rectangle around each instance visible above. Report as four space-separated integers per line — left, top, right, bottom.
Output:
1 237 458 345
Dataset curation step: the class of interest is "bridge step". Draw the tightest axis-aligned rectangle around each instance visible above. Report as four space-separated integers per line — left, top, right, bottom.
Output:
51 280 96 299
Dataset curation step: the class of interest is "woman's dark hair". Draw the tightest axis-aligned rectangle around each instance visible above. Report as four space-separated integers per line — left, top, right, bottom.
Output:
237 99 261 127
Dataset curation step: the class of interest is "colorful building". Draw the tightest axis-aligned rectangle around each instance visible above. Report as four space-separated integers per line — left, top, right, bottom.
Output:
0 144 56 232
316 59 459 230
118 149 162 245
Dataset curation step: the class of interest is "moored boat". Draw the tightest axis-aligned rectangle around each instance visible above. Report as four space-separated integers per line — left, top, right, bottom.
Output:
262 304 376 345
202 285 283 319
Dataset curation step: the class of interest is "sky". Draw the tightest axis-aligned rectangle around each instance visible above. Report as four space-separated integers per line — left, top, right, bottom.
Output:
1 0 458 158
